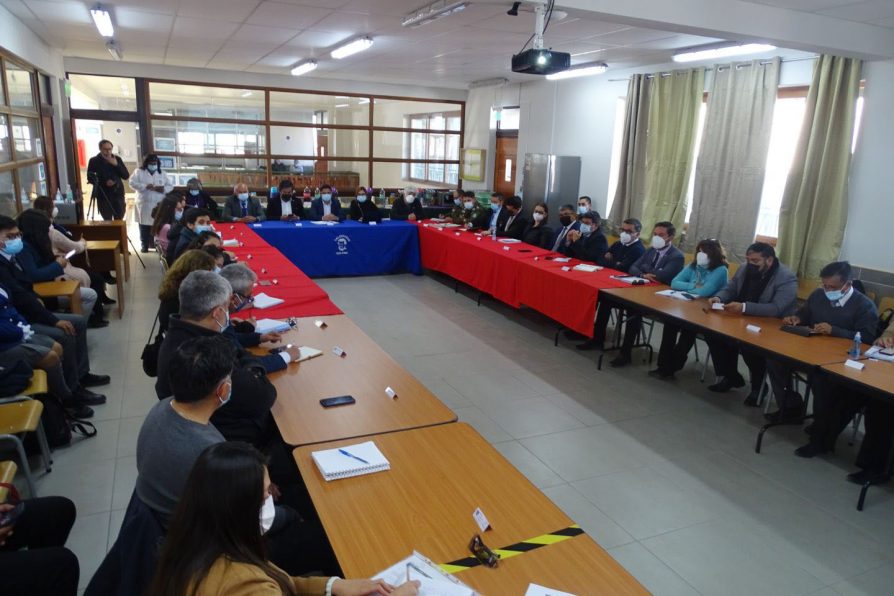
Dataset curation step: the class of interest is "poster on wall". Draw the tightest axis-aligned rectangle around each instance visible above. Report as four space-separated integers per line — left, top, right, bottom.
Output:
461 148 485 182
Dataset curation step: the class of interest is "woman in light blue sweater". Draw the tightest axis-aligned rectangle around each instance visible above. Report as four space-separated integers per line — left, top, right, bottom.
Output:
650 239 729 379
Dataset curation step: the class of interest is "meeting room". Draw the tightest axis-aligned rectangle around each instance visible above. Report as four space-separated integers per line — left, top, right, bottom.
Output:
0 0 893 594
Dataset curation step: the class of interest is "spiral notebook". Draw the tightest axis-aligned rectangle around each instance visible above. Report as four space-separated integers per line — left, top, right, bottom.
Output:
311 441 390 481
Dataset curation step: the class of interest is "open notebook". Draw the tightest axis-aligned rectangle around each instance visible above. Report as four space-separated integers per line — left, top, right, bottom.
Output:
252 293 285 309
311 441 390 481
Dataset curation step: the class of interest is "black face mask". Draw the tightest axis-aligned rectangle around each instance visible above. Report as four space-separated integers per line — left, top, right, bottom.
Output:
281 194 292 201
746 263 762 275
559 215 572 226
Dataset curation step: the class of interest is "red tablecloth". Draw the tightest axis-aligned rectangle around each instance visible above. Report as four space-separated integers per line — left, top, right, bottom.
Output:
221 224 342 319
418 222 631 336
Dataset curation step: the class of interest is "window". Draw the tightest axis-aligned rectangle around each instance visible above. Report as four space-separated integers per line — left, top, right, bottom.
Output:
69 75 137 111
684 101 708 223
404 111 461 185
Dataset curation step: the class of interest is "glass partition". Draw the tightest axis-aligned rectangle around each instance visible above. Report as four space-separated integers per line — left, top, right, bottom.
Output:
269 92 370 126
373 98 462 128
5 62 34 108
149 83 264 120
0 171 15 217
69 74 137 111
151 120 266 155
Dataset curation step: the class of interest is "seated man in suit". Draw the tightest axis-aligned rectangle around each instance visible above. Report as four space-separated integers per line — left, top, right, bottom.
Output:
548 204 580 254
348 187 382 224
485 192 508 233
222 183 264 223
599 218 645 270
265 180 304 221
308 184 343 222
566 211 607 263
495 195 528 240
577 221 684 367
704 242 797 404
764 261 878 424
391 188 425 221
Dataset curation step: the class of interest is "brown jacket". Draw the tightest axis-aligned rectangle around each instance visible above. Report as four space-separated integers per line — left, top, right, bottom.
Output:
194 557 331 595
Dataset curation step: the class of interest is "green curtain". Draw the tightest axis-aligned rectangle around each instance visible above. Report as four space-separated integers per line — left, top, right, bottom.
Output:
640 68 705 232
607 74 651 231
777 55 862 279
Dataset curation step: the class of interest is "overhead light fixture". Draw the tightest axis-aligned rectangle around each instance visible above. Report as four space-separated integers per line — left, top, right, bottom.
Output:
290 59 318 76
358 98 370 104
402 1 468 27
241 91 253 98
468 77 510 89
545 62 608 80
334 103 350 108
90 4 115 38
105 39 123 61
673 42 777 63
331 36 373 59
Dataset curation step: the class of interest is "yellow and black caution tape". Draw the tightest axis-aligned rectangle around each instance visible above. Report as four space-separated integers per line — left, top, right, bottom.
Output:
438 525 585 574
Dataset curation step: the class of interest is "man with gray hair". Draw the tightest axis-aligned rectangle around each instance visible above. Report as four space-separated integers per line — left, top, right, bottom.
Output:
219 263 299 373
154 270 277 447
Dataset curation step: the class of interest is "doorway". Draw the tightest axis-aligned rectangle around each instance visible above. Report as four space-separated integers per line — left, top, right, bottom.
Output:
73 119 141 221
493 136 518 197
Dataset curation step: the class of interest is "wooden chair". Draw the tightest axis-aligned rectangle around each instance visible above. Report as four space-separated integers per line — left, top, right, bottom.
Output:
0 460 17 502
33 280 83 315
0 370 54 497
879 296 894 314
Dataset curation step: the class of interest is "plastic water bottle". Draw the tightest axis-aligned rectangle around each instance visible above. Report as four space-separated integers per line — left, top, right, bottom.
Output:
850 331 862 358
490 227 496 241
55 188 64 203
65 185 74 203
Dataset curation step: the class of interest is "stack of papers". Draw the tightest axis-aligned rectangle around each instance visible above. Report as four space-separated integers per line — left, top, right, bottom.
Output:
525 584 576 596
252 293 284 309
221 238 239 247
310 220 338 226
311 441 390 481
612 275 650 284
572 264 602 272
865 346 894 362
374 552 474 596
254 318 291 334
656 289 697 301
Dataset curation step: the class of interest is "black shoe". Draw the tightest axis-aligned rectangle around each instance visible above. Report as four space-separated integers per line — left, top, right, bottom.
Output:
794 443 827 458
648 368 675 380
743 390 760 407
764 408 803 424
576 339 603 351
72 387 106 406
64 403 94 419
846 469 889 485
708 374 746 393
102 273 117 284
609 354 631 368
80 373 110 387
100 295 117 305
88 317 110 328
140 247 149 253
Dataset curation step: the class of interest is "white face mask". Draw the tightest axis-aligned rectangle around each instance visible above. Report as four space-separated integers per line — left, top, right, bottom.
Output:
260 494 275 534
619 231 633 245
579 224 592 235
651 235 667 250
463 201 474 209
577 205 588 215
405 194 415 204
696 251 709 267
532 212 545 222
453 198 462 205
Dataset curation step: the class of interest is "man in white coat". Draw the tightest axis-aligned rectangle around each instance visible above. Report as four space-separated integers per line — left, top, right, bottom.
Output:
130 153 173 252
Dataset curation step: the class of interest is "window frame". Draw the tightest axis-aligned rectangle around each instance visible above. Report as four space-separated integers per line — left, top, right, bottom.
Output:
402 110 462 186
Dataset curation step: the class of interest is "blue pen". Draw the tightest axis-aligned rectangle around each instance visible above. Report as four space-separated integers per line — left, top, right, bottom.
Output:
338 449 369 464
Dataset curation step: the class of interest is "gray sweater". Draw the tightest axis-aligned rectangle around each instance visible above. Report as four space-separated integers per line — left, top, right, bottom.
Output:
796 288 879 344
135 397 224 524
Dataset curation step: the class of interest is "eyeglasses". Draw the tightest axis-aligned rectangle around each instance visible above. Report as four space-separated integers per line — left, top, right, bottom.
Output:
233 293 254 312
469 534 500 568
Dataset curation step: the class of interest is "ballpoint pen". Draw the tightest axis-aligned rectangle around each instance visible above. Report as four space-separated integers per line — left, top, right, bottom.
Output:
338 449 369 464
406 562 432 581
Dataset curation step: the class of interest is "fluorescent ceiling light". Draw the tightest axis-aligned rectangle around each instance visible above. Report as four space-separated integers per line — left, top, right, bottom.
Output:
290 60 318 76
334 103 350 108
331 37 373 59
358 98 370 104
545 62 608 80
241 91 253 98
469 77 509 89
90 4 114 38
402 1 468 27
105 39 123 61
673 42 777 63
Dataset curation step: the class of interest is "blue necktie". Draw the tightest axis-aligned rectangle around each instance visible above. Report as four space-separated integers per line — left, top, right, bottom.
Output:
240 201 248 217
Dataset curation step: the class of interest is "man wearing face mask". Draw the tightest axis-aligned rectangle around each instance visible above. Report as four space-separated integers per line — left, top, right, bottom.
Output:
184 178 219 215
566 211 607 263
265 180 305 222
485 192 509 232
577 196 593 217
704 242 797 404
458 191 488 228
348 187 382 224
130 154 174 252
763 261 878 424
445 189 464 223
391 187 425 221
309 184 343 222
549 204 580 255
155 271 278 448
600 218 645 270
223 183 265 223
495 195 529 240
86 139 130 221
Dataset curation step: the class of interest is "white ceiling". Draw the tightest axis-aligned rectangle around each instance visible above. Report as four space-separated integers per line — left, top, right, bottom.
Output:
2 0 891 88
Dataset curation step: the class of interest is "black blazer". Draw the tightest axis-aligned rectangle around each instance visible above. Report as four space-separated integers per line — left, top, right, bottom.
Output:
185 191 219 216
349 200 383 223
86 154 129 199
496 212 529 240
308 198 343 221
548 221 581 254
568 230 609 263
265 197 305 220
390 198 424 221
523 224 554 249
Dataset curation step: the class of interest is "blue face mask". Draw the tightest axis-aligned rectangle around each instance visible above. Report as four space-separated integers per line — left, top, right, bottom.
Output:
147 164 158 173
2 237 24 256
189 189 200 197
237 193 249 202
357 194 367 203
194 224 212 234
491 203 500 212
174 209 183 221
321 194 332 203
825 288 846 302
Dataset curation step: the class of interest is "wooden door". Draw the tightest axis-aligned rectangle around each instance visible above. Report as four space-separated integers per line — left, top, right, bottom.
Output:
41 114 59 195
494 136 518 196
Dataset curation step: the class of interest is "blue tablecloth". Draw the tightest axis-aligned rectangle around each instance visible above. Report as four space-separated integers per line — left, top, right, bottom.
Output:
252 220 421 278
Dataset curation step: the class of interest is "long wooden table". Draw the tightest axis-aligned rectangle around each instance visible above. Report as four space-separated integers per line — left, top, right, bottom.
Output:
263 315 456 446
84 240 124 318
67 220 130 282
294 423 647 595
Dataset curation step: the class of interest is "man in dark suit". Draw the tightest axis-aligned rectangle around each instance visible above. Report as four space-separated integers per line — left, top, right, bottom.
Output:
222 183 264 223
548 204 580 254
577 221 684 367
495 195 528 240
600 218 645 270
566 211 607 263
265 180 305 221
485 192 510 233
308 184 343 222
86 139 130 221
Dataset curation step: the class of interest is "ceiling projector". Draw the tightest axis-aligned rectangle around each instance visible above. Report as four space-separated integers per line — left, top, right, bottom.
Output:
511 48 570 75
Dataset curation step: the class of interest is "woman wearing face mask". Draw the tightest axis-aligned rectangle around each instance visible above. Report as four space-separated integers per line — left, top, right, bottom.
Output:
349 187 382 224
130 154 174 252
157 250 217 334
650 239 729 380
522 202 553 248
390 187 425 222
184 178 219 215
151 194 186 258
149 441 421 596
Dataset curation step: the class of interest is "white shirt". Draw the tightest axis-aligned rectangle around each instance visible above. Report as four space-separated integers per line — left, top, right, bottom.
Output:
323 201 332 217
833 285 855 308
281 199 292 217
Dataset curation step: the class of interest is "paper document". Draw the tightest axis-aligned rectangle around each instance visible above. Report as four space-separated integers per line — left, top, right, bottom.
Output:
311 440 390 481
572 264 601 272
865 346 894 362
374 552 475 596
656 289 696 301
525 584 576 596
252 293 285 309
222 238 239 247
254 318 291 334
310 220 337 225
296 346 323 362
613 275 650 284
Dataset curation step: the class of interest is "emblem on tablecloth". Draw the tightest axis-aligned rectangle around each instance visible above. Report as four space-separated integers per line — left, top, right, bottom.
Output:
334 234 351 255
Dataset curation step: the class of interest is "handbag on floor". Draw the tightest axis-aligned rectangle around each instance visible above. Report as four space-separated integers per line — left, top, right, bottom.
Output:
141 310 163 377
25 391 97 452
